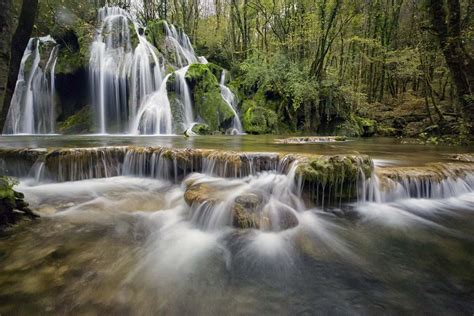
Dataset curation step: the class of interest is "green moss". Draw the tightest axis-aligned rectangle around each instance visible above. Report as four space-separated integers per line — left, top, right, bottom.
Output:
191 123 211 135
242 105 278 134
146 19 167 49
185 64 234 131
58 106 93 134
296 155 373 204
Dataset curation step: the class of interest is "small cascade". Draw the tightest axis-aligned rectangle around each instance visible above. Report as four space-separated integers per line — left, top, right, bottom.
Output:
219 70 243 134
2 147 473 210
163 22 197 67
361 164 474 203
3 37 59 134
175 66 194 129
131 74 173 134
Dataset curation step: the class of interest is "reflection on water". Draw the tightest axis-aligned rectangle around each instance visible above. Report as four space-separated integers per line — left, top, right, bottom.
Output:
1 135 473 166
1 174 473 314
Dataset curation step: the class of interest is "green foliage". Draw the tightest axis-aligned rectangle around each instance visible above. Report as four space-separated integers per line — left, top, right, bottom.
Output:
242 103 278 134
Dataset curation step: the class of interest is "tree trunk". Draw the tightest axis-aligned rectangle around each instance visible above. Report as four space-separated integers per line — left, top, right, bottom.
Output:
0 0 14 111
428 0 474 133
0 0 39 129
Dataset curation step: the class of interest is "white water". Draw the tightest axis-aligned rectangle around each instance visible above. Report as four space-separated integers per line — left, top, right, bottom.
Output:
131 75 173 135
89 7 203 135
163 21 197 67
175 66 194 129
219 70 243 134
3 37 58 134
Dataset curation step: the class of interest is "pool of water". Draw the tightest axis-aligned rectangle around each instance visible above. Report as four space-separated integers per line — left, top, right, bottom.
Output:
0 135 473 166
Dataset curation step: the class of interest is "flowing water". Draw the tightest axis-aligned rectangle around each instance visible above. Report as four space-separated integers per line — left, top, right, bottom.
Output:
0 136 473 314
3 37 58 135
220 70 243 134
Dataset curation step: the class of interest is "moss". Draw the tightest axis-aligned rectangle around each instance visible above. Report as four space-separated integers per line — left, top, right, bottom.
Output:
376 125 397 136
242 105 278 134
206 63 224 80
185 64 234 131
191 123 211 135
146 19 167 49
0 177 37 227
296 155 373 205
335 115 377 137
58 106 93 134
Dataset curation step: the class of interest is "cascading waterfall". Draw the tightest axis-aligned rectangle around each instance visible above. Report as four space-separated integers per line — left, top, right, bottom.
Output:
131 74 173 134
163 21 198 67
175 66 194 129
219 70 243 134
89 6 167 134
3 37 59 135
89 6 202 135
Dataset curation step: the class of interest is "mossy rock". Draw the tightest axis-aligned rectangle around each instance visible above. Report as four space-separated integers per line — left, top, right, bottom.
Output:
53 17 95 75
146 19 167 49
296 154 373 205
58 106 93 134
191 123 211 135
355 117 377 137
185 64 234 131
242 105 278 134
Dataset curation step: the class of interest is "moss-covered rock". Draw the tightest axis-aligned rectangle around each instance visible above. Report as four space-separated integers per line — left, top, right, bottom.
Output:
242 104 278 134
0 177 38 228
185 63 234 131
58 106 93 134
191 123 211 135
146 19 167 49
296 154 373 206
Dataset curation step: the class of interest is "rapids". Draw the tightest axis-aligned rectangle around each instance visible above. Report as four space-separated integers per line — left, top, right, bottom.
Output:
0 137 473 314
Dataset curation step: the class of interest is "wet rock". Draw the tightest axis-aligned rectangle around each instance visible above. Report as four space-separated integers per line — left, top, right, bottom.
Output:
232 193 298 231
232 193 264 229
191 123 211 135
0 177 38 228
184 181 220 206
296 154 373 206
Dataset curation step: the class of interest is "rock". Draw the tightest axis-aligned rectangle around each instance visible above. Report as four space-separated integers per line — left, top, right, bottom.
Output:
58 105 93 134
231 193 298 231
185 63 235 131
0 176 38 228
232 193 263 229
183 182 220 206
296 154 373 205
191 123 211 135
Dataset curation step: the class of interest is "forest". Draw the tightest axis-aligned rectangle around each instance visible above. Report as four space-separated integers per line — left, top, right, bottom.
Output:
0 0 472 141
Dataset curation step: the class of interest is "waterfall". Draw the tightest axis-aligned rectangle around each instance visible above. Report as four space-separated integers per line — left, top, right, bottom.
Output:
163 22 197 67
219 70 243 134
131 74 173 135
89 6 164 134
175 66 194 129
3 37 58 134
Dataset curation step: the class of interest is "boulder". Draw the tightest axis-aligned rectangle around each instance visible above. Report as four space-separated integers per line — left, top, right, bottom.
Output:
185 63 235 131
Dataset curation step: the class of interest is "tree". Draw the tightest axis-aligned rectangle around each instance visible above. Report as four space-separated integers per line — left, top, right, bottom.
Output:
428 0 474 132
0 0 14 111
